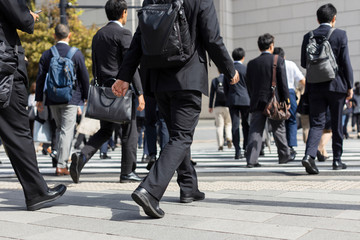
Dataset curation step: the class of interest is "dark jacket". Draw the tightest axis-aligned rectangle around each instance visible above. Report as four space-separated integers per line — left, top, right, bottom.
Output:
246 52 289 112
209 75 226 108
91 22 142 95
117 0 235 96
35 42 89 105
301 25 353 93
0 0 34 84
224 62 250 107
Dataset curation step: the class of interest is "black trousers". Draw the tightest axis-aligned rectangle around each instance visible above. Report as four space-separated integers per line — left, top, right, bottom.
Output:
140 90 201 200
0 81 48 203
81 98 138 175
229 105 250 153
306 91 346 160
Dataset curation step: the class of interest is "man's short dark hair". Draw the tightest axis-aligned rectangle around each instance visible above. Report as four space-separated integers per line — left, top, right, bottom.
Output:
232 48 245 61
55 24 70 40
317 3 337 24
273 47 285 58
105 0 127 21
257 33 274 51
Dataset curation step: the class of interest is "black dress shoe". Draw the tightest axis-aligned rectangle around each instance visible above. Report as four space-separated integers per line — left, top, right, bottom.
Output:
100 153 111 159
235 151 243 160
290 147 297 160
26 184 67 211
180 190 205 203
70 153 86 184
279 156 295 164
333 160 347 170
302 155 319 174
246 163 261 168
316 150 329 162
146 155 156 170
120 172 142 183
131 187 164 218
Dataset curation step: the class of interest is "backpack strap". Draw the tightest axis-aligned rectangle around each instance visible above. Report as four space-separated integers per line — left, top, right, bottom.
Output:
326 28 336 40
309 31 314 38
50 46 60 58
65 47 78 60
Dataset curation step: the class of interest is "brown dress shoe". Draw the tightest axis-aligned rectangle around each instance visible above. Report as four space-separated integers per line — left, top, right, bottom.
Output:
56 167 70 176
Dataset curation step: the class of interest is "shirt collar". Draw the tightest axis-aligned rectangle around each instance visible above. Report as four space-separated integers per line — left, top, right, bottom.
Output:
57 41 69 45
234 61 242 64
110 20 123 28
320 23 332 27
261 51 272 54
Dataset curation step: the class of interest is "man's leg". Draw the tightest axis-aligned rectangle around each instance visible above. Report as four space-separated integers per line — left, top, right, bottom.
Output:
50 104 77 168
120 117 138 175
246 111 266 165
240 106 250 150
269 119 291 163
223 107 233 145
214 107 225 149
140 90 201 200
286 89 298 147
229 106 241 155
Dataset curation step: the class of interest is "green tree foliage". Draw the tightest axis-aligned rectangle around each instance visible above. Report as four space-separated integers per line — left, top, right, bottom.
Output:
19 0 98 85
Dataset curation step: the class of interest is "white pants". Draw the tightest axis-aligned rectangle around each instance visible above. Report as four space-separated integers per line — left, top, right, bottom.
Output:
214 106 232 147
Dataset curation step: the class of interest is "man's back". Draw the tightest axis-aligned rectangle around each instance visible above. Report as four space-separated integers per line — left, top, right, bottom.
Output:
225 62 250 107
301 25 353 93
92 22 132 82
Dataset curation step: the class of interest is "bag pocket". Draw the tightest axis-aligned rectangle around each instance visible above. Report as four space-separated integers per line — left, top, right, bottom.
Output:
0 60 16 108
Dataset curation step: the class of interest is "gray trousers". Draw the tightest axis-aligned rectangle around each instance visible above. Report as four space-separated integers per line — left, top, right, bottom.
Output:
50 104 78 168
246 111 290 165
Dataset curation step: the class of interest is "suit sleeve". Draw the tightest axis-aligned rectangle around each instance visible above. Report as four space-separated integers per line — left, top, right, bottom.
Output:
198 0 235 79
277 56 290 103
35 53 49 102
75 52 90 101
0 0 34 34
339 32 353 89
117 27 143 83
300 34 308 69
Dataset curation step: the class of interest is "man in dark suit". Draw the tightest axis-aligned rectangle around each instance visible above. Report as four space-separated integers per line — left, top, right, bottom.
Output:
224 48 250 159
36 24 89 176
246 33 293 168
300 3 353 174
70 0 145 184
112 0 239 218
0 0 66 211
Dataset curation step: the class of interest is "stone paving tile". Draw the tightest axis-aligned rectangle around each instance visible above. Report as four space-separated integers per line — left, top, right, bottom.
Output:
0 208 57 223
278 191 360 202
335 210 360 220
265 214 360 233
0 220 57 239
298 229 360 240
192 218 311 239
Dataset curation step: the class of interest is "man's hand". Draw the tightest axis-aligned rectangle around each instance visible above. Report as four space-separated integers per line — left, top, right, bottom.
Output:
36 101 44 112
30 11 40 22
137 94 145 112
346 88 353 100
112 79 129 97
209 108 213 113
230 70 239 85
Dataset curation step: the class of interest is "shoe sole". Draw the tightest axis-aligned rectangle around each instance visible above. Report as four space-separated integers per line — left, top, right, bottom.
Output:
131 192 164 218
70 154 80 184
120 179 142 183
27 187 67 211
302 161 319 174
180 196 205 203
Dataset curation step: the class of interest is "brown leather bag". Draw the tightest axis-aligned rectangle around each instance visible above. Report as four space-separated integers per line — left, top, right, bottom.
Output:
263 55 291 121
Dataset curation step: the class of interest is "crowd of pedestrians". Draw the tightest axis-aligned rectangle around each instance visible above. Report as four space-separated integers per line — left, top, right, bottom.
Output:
0 0 358 218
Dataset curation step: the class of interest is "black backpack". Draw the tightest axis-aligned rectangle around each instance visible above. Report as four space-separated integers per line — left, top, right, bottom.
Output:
305 28 338 83
138 0 194 69
215 76 226 103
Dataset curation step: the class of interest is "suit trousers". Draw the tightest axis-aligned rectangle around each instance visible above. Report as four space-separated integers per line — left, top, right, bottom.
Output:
229 105 250 152
246 111 290 164
140 90 201 200
286 89 298 147
305 91 346 160
0 81 48 202
214 106 232 147
50 104 78 168
81 101 137 175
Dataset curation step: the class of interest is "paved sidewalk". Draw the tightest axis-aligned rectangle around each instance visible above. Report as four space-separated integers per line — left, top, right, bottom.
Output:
0 120 360 239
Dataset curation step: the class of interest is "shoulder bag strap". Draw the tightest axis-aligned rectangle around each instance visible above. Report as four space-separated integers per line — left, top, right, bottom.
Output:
272 54 278 89
326 27 336 40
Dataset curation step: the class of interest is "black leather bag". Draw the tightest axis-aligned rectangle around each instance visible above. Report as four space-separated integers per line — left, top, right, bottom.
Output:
85 80 133 124
263 55 291 121
0 43 17 109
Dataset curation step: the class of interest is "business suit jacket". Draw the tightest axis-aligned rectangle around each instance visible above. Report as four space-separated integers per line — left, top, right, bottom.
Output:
92 22 142 95
301 25 353 93
246 52 289 112
224 62 250 107
0 0 34 84
117 0 235 96
35 43 89 106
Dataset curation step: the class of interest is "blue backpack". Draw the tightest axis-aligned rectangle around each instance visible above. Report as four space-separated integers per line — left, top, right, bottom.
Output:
46 46 78 103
